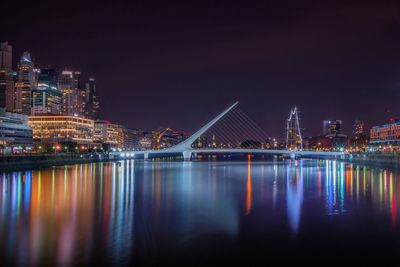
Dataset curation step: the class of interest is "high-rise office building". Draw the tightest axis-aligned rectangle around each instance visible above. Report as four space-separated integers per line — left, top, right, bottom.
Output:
0 42 14 111
58 70 94 117
33 68 40 83
15 52 35 115
78 89 86 115
74 71 87 116
85 78 100 119
58 71 99 118
353 120 364 136
58 70 78 115
322 119 346 150
323 120 343 136
329 120 342 135
322 120 331 135
32 68 62 115
123 128 142 150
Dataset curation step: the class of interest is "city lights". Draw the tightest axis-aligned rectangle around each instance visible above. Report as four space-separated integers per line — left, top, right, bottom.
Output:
1 1 400 266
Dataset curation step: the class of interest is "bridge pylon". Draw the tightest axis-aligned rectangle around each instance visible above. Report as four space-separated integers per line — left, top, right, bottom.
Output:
286 107 303 150
183 151 192 161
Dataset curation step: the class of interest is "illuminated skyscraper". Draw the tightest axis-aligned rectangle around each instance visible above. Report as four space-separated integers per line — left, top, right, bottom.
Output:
353 120 364 137
15 52 35 115
85 78 100 119
322 119 347 150
58 70 78 115
123 128 142 150
323 120 343 136
286 106 302 150
0 42 14 111
322 120 331 135
58 71 99 118
74 71 87 116
32 68 62 115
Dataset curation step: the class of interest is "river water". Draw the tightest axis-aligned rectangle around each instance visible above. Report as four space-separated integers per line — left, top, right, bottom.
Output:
0 159 399 266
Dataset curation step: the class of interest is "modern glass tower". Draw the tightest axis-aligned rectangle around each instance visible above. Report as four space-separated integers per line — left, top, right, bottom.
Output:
15 52 35 115
0 42 14 111
85 78 100 119
32 68 62 115
58 70 78 115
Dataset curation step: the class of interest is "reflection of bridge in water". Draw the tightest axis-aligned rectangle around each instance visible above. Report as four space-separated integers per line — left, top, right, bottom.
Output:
114 101 345 161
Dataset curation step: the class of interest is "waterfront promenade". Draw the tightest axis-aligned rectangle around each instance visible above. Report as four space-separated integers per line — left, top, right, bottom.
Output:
0 153 111 171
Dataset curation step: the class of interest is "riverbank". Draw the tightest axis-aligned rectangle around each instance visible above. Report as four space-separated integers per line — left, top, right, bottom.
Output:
337 153 400 169
0 153 117 171
304 153 400 169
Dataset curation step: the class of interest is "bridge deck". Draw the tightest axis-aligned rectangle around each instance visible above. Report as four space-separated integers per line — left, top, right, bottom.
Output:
114 149 344 158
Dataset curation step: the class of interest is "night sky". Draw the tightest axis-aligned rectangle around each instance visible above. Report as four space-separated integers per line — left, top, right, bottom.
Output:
1 1 400 138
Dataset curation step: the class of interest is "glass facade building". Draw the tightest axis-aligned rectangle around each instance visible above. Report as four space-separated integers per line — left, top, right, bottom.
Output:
0 108 33 150
32 68 62 115
15 52 36 115
0 42 14 111
85 78 100 119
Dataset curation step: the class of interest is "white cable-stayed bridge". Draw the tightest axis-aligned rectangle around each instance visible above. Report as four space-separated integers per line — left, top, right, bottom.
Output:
112 101 345 160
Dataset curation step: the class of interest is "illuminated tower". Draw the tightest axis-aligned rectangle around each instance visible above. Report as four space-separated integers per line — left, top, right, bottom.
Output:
58 70 78 115
85 78 100 119
15 52 35 115
0 42 14 111
32 68 62 115
352 120 364 137
74 71 86 115
286 107 302 150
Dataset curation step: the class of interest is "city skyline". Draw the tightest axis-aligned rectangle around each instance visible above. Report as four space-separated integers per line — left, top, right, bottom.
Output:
1 1 400 137
1 41 374 139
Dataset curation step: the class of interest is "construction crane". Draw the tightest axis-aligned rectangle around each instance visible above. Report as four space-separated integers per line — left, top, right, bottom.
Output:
152 128 173 150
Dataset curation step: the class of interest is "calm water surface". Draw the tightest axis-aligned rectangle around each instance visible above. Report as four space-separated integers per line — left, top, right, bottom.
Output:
1 159 400 266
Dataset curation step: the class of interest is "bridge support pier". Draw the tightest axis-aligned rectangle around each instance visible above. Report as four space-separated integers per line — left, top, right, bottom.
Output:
183 151 192 161
144 153 149 160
